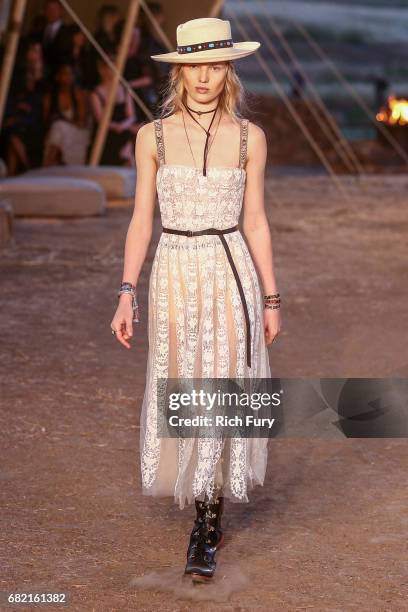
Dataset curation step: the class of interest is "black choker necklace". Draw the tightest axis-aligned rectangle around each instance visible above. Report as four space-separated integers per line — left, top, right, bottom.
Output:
185 104 218 116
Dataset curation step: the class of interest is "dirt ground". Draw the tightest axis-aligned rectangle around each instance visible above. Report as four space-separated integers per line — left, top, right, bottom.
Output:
0 173 407 611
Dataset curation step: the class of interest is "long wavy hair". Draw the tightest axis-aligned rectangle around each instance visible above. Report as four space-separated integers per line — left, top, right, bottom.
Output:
156 61 249 122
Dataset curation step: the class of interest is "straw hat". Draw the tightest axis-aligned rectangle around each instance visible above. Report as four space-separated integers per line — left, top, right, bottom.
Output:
150 17 260 64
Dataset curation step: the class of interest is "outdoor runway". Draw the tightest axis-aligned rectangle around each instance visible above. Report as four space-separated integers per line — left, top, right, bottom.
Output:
1 175 407 610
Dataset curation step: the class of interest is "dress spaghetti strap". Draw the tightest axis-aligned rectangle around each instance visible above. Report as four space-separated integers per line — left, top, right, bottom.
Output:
239 118 249 169
154 118 166 166
154 116 247 169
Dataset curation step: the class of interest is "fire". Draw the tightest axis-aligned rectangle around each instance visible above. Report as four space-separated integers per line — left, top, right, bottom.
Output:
376 95 408 126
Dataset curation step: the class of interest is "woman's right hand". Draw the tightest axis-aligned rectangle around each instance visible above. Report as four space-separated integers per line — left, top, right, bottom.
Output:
110 294 134 349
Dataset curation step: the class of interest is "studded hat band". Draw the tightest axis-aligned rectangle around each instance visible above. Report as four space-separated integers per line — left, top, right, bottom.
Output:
151 17 260 63
176 38 233 54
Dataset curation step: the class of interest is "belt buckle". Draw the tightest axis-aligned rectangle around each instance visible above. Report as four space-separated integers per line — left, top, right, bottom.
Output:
186 230 193 237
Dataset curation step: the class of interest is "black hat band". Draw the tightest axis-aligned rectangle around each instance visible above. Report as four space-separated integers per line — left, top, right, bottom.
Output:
177 39 233 54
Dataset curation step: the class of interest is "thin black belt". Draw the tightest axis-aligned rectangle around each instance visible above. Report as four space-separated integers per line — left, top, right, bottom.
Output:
162 224 251 368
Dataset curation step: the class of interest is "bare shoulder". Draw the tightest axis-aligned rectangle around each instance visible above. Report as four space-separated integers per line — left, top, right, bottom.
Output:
136 120 157 141
135 121 157 158
247 120 266 145
246 121 267 168
160 114 181 135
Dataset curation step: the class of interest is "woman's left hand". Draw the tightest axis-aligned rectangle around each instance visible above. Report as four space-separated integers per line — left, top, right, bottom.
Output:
264 308 281 346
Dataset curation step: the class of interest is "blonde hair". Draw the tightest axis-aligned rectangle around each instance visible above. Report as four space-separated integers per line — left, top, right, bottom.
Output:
157 62 249 121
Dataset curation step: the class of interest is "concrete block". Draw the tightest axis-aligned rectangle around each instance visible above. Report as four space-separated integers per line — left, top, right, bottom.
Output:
24 165 136 200
0 176 106 217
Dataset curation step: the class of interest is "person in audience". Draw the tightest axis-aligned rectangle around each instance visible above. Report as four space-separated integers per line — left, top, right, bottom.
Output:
65 24 91 89
115 21 158 120
40 0 71 77
43 63 90 165
138 2 170 108
1 41 47 175
95 4 121 52
89 57 141 166
14 38 45 89
87 4 122 89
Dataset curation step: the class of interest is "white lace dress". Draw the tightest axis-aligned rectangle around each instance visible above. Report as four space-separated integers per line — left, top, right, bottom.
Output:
140 117 271 509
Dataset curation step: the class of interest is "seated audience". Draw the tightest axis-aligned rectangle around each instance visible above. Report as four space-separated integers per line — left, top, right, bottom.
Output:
0 2 168 173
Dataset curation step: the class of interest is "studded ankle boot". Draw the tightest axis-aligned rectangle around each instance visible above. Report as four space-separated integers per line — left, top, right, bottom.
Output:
184 498 208 576
185 495 224 582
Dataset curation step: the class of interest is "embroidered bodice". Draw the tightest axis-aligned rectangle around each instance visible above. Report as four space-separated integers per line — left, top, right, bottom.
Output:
154 117 248 231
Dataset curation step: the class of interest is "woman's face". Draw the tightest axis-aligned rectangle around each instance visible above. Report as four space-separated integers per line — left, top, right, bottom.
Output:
102 12 120 33
45 1 62 23
182 62 229 105
26 42 42 64
73 31 86 48
56 65 74 87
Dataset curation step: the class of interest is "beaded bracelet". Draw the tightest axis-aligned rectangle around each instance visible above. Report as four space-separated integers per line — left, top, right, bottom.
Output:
118 281 140 323
264 292 281 310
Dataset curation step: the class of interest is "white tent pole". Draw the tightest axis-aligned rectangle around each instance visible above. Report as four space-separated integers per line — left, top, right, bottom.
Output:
0 0 12 42
208 0 226 18
89 0 141 166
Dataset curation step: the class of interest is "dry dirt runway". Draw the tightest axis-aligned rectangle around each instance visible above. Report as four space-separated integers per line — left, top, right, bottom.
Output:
1 174 407 610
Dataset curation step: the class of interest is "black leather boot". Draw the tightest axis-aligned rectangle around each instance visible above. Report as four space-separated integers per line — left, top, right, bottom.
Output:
185 495 224 582
184 498 207 576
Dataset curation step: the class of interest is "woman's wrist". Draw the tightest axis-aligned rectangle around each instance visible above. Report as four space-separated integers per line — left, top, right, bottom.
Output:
263 285 278 293
263 291 281 310
117 281 140 323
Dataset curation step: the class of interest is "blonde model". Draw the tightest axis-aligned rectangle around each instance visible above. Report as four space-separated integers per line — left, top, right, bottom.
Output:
111 17 281 583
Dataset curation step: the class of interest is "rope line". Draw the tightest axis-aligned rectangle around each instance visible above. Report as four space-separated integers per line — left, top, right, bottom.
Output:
226 5 350 201
257 3 365 176
240 0 358 175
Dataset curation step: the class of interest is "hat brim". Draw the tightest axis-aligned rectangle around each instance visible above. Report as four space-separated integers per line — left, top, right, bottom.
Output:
150 41 260 63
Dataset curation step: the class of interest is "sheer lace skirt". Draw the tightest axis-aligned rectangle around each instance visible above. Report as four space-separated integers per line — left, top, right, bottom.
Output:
139 232 271 509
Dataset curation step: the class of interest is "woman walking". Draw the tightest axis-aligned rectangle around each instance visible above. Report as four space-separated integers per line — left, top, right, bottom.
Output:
110 17 281 583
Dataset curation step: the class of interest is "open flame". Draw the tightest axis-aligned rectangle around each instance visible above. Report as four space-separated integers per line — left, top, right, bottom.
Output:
377 95 408 126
